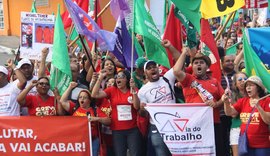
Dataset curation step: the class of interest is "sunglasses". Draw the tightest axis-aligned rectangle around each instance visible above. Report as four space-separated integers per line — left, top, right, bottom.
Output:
38 82 50 86
237 77 247 81
115 74 126 79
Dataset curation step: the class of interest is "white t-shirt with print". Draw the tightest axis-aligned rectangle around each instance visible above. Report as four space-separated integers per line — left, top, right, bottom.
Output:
0 83 21 116
138 69 176 124
138 68 176 104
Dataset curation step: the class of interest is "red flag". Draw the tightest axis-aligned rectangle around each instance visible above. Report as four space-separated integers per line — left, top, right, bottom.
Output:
163 5 182 67
86 0 103 49
243 0 268 8
62 0 89 29
200 19 221 82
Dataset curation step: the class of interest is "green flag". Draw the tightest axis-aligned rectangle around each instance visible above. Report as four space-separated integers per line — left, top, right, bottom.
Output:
243 30 270 91
69 28 83 50
171 0 201 33
134 0 170 68
174 7 197 48
226 42 239 55
128 28 145 57
50 4 72 95
31 0 37 13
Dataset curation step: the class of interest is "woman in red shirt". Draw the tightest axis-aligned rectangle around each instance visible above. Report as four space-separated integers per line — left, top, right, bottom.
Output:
17 77 63 116
92 69 143 156
223 76 270 155
60 81 111 156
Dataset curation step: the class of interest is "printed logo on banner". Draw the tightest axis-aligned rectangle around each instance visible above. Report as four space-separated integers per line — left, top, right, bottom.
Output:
146 104 215 155
155 112 189 132
153 111 202 142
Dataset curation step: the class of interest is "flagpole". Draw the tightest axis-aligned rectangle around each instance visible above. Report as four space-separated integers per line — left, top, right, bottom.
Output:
54 68 58 109
224 11 236 51
68 24 74 39
68 1 111 48
130 0 135 93
214 12 234 41
94 0 98 54
78 34 96 72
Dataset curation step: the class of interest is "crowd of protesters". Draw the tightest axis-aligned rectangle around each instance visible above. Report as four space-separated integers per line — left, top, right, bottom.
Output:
1 9 270 156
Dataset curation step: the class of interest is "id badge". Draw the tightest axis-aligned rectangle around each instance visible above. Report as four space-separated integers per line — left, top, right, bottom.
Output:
117 105 132 121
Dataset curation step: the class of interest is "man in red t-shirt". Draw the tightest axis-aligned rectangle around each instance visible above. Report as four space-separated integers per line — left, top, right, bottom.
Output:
174 51 225 156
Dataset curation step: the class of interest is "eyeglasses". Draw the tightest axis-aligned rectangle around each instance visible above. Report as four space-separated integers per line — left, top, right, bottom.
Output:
237 77 247 81
38 82 50 86
115 74 126 79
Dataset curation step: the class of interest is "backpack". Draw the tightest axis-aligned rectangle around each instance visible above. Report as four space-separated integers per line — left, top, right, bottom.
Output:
163 77 185 103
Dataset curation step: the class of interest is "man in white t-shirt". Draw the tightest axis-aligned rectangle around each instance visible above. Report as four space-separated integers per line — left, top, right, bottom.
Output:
138 60 176 156
0 66 26 116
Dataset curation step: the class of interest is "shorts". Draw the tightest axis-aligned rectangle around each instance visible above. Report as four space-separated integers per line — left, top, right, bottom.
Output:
230 127 240 145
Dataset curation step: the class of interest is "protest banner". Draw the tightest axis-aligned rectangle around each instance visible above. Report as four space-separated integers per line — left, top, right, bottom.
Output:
20 12 55 61
0 116 91 156
146 103 215 156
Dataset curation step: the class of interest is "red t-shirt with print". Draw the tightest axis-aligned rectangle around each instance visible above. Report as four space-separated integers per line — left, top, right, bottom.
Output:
25 95 56 116
104 86 138 130
181 73 224 123
233 97 270 148
68 101 106 138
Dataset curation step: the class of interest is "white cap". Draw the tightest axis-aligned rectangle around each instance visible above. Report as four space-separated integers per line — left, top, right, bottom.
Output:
143 60 157 71
0 66 8 75
16 58 32 68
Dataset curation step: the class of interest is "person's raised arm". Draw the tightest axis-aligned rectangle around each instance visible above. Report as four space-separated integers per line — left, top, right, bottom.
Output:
60 82 78 112
173 47 190 82
130 78 140 110
38 47 49 78
89 72 98 92
162 39 181 61
91 69 108 99
17 80 37 106
53 88 65 116
234 49 244 72
86 53 97 83
222 92 239 117
7 59 27 89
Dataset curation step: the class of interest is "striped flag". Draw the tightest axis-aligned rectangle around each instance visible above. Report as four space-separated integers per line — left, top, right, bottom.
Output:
244 0 268 8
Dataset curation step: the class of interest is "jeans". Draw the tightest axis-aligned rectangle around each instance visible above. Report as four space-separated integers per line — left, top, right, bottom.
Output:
148 124 171 156
92 137 100 156
245 147 270 156
112 127 142 156
214 123 225 156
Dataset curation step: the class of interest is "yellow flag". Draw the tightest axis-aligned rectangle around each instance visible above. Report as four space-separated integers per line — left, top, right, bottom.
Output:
200 0 245 19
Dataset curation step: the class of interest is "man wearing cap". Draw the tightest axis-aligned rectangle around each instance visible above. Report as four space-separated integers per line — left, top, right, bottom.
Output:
0 65 26 116
174 51 225 156
14 58 37 92
138 46 188 156
132 57 147 89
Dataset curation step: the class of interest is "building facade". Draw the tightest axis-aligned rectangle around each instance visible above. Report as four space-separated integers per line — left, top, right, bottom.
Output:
0 0 115 36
